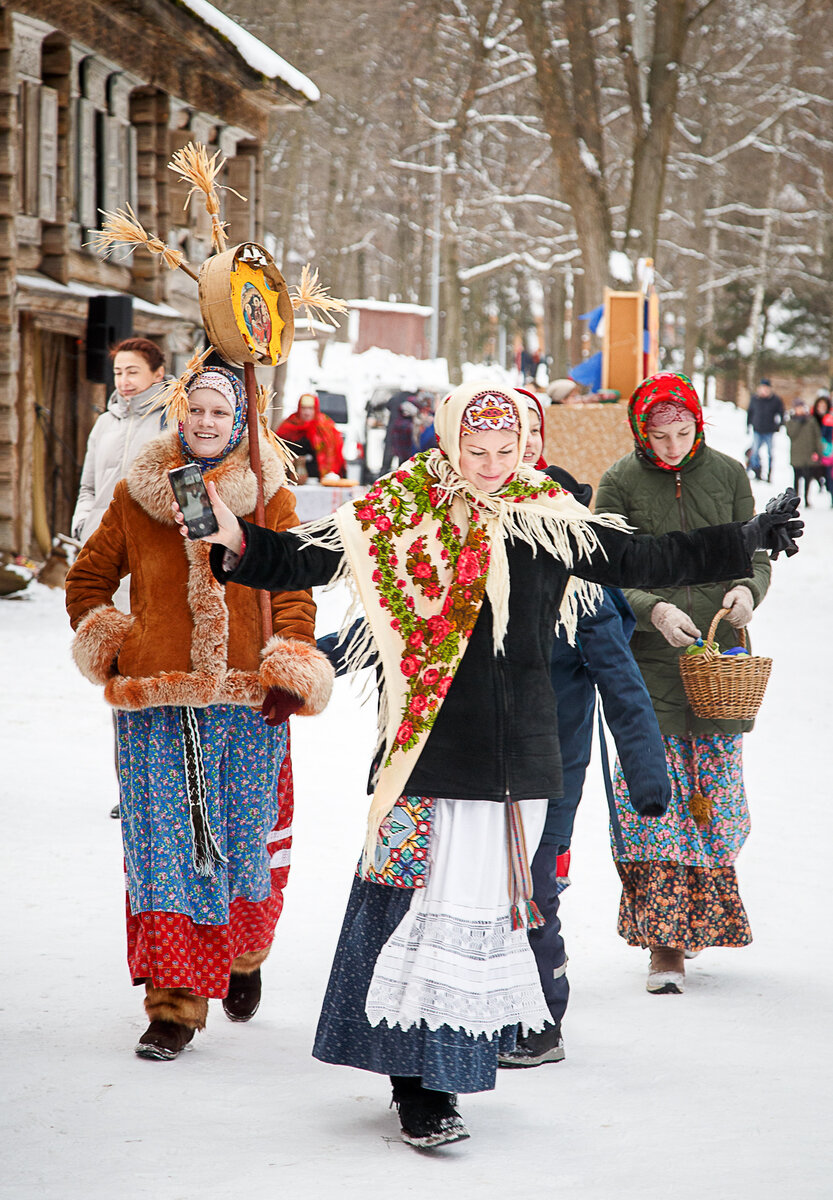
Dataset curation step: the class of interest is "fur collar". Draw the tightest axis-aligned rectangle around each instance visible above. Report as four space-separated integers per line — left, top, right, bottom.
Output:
126 429 286 525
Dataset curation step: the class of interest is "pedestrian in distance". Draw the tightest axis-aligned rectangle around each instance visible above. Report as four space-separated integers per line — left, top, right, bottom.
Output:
746 377 785 482
811 393 833 503
179 379 802 1149
596 371 779 995
276 392 346 481
785 400 824 506
66 366 334 1060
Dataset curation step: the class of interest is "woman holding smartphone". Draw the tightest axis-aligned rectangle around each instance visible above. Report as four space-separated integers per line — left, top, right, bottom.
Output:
66 366 334 1060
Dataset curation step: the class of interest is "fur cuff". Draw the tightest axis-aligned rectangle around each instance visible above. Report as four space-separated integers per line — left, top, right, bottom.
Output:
231 947 270 975
144 986 208 1030
72 606 135 685
259 636 334 716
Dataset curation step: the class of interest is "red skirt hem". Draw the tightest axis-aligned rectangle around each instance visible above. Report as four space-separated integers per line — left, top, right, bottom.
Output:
125 748 295 998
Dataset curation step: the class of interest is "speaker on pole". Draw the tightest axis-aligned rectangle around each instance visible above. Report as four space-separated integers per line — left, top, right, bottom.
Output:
85 294 134 389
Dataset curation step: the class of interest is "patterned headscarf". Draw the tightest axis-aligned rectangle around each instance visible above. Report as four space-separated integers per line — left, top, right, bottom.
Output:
628 372 704 471
179 367 248 470
459 390 522 436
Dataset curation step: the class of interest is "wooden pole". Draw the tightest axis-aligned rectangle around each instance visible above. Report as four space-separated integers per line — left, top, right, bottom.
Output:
244 361 273 647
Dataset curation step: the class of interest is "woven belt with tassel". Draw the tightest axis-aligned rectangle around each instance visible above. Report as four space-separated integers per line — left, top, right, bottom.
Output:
506 800 546 931
179 706 228 878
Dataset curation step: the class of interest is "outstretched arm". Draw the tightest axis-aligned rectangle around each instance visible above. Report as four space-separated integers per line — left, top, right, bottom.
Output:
573 494 801 590
172 478 343 591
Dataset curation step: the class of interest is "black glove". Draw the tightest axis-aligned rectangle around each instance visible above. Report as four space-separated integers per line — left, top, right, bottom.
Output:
741 488 804 560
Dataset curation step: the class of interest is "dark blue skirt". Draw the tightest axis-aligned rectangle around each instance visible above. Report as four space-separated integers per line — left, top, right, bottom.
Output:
312 874 517 1094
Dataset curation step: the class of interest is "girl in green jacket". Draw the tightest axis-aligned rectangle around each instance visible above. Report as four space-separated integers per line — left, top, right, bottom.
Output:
595 372 771 995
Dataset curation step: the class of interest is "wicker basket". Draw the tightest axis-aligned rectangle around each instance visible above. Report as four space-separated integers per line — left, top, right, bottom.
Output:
678 607 772 720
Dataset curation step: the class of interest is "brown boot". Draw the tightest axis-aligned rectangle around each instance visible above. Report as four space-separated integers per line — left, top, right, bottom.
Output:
135 986 208 1060
647 946 685 995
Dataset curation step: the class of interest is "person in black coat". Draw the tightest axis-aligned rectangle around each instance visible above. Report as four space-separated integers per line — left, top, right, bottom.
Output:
747 379 785 481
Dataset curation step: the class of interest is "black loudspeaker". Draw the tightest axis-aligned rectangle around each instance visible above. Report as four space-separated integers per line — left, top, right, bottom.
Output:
85 294 134 387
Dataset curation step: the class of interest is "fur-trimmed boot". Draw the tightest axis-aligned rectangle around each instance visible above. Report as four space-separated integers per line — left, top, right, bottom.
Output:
135 986 208 1060
223 948 269 1022
646 946 686 995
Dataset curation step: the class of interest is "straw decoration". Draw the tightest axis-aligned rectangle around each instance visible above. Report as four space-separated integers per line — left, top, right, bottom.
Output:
256 383 298 481
168 142 246 253
289 263 348 327
150 345 214 426
88 204 198 280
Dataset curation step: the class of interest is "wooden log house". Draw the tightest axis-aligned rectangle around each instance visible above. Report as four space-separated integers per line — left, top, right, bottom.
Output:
0 0 317 555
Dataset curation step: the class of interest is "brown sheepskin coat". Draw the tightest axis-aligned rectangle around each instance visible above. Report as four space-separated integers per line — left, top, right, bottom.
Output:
66 430 333 716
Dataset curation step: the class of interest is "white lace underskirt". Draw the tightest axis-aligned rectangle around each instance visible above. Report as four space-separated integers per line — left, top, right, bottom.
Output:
365 795 553 1039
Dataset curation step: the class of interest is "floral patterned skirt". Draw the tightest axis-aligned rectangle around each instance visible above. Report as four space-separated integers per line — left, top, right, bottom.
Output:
117 705 292 997
616 860 752 952
612 735 750 867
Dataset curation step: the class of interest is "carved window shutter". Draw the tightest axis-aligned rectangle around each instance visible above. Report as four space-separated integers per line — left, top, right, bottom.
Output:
38 86 59 223
224 155 255 242
77 97 96 227
103 115 121 216
22 81 40 215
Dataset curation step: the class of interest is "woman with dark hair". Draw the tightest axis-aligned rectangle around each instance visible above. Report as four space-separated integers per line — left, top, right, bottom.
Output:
812 394 833 502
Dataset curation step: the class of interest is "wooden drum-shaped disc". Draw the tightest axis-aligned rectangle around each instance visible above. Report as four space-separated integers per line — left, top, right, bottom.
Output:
199 243 295 367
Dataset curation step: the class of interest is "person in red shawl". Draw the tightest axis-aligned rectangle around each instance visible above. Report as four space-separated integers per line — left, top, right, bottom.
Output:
277 393 346 481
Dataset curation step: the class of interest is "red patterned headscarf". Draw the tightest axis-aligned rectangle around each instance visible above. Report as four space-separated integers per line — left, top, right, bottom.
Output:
628 372 704 471
276 392 346 477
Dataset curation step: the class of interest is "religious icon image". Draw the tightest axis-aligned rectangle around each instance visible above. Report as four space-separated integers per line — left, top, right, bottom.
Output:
241 282 273 355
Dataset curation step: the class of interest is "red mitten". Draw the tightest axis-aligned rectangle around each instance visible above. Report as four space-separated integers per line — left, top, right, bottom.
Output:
261 687 304 726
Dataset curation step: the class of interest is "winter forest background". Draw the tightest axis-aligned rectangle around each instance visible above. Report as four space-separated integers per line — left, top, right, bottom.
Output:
220 0 833 391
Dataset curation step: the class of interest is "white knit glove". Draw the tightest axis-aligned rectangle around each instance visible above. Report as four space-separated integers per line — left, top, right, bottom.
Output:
651 602 701 648
721 585 754 628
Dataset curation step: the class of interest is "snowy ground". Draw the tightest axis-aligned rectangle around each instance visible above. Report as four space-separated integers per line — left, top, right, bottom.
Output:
1 402 830 1199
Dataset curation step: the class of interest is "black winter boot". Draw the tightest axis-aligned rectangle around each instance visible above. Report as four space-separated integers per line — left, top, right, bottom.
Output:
390 1076 470 1149
498 1022 565 1068
222 968 262 1022
135 1019 195 1060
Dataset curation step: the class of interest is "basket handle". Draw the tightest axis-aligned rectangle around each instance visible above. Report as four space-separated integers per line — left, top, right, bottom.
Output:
706 607 746 649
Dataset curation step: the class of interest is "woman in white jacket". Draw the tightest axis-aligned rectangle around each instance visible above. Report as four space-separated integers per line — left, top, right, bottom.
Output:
72 338 172 543
71 336 172 817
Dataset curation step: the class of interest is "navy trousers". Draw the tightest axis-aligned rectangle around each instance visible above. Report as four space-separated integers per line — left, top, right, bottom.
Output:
528 842 569 1025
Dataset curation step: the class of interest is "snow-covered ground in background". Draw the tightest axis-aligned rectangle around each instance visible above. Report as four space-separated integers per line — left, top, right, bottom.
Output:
1 401 830 1199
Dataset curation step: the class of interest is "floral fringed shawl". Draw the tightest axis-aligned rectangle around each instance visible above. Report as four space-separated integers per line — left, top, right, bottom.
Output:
297 381 630 867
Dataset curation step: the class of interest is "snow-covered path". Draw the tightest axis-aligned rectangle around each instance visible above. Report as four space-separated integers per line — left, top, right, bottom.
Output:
1 403 830 1199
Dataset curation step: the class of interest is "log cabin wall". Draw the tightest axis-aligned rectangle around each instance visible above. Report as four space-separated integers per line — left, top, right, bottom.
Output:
0 0 313 555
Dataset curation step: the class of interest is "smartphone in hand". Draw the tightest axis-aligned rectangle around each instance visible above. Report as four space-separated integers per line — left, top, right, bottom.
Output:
168 464 219 539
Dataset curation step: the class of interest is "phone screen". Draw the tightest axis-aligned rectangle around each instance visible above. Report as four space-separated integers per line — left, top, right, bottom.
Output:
168 465 219 539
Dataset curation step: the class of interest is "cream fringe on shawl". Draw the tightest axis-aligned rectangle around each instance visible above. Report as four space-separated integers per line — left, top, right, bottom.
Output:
297 463 630 870
296 380 630 869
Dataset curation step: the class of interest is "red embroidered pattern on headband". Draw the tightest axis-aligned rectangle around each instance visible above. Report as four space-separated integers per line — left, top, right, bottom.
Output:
460 391 520 434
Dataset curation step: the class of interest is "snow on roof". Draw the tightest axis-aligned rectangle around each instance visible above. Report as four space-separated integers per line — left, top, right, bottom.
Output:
17 274 187 321
179 0 320 101
348 299 433 317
